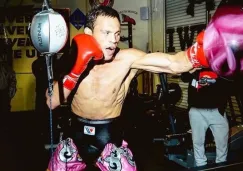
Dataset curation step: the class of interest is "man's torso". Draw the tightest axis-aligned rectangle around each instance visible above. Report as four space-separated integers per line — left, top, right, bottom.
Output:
71 50 137 119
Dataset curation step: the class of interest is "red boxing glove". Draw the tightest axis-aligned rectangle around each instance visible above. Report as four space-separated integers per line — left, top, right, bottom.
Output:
63 34 103 90
186 31 209 68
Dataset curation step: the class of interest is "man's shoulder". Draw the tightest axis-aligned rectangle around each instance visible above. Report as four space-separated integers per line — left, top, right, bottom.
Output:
116 48 145 60
119 48 144 53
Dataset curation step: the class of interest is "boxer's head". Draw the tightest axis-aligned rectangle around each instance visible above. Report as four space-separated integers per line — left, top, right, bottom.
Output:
85 6 121 60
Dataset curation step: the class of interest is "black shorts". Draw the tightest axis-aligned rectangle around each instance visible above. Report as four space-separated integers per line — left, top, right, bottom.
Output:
68 113 124 165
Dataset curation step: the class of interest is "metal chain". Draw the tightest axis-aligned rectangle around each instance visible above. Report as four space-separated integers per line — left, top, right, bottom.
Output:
45 54 54 171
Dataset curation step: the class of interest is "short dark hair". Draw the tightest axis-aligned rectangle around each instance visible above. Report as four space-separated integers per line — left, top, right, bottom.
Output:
85 6 120 31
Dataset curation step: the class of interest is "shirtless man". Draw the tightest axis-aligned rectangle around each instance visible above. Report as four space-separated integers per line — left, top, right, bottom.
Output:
46 5 243 171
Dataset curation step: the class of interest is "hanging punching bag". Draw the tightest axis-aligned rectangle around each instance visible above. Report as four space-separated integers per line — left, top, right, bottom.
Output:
30 7 68 54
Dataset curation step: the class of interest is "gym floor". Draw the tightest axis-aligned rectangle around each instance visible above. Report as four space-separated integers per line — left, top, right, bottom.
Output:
1 111 242 171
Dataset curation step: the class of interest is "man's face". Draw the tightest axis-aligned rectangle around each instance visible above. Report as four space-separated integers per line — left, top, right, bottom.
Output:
92 16 121 60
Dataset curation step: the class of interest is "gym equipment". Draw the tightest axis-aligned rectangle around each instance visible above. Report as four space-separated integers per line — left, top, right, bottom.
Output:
123 72 182 118
164 130 243 169
124 70 243 169
180 161 243 171
30 1 68 170
164 82 182 106
89 0 114 8
120 23 133 48
142 71 154 95
122 72 183 142
30 0 68 54
227 125 243 161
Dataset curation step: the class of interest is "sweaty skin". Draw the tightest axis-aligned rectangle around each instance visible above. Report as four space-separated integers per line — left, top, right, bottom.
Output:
46 16 192 119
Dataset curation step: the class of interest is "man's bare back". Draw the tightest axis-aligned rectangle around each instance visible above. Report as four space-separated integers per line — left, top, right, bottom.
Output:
71 51 137 119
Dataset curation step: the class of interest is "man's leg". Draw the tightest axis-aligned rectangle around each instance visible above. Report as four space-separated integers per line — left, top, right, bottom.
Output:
189 107 208 166
209 109 229 164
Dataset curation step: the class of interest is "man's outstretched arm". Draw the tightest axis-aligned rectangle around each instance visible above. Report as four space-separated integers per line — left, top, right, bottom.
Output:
130 50 193 74
129 32 206 74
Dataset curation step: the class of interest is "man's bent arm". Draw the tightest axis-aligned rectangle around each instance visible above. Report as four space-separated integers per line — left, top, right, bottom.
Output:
46 81 72 109
131 50 193 74
46 34 103 109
